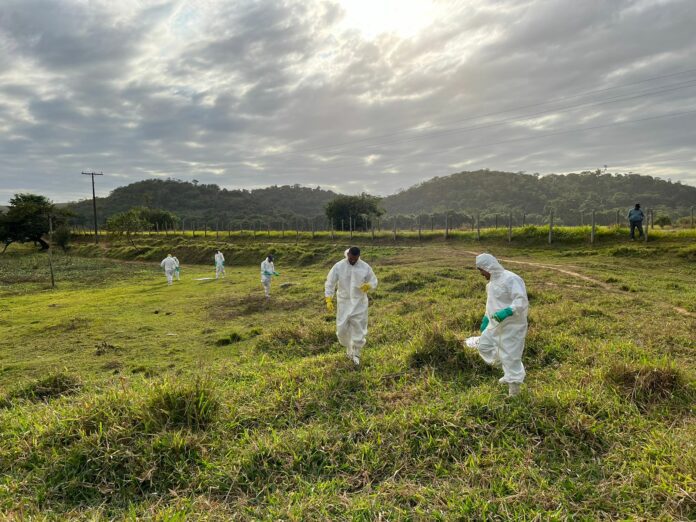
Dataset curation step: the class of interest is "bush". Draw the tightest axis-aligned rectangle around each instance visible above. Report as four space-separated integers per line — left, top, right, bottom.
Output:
52 226 72 252
654 215 671 228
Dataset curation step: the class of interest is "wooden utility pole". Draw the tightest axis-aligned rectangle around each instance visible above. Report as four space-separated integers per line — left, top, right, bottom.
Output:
548 211 554 244
591 210 596 244
81 171 103 244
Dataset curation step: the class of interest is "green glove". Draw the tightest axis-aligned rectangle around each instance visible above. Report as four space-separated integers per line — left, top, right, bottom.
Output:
262 271 272 276
493 307 514 323
273 271 280 276
480 315 489 332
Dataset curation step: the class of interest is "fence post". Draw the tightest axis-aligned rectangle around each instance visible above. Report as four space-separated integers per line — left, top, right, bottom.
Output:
312 219 315 239
349 214 353 240
418 215 422 240
616 209 620 227
445 212 449 240
393 217 397 240
548 211 554 244
522 212 526 226
216 221 219 239
476 213 481 241
331 220 335 240
296 220 299 243
691 206 694 228
192 221 196 238
507 212 512 243
495 214 498 229
181 219 185 237
371 218 375 241
204 224 207 237
645 209 650 243
591 210 596 244
156 222 159 235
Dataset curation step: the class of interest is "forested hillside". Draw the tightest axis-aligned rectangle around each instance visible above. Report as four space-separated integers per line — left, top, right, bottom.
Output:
382 170 696 225
67 179 338 226
64 171 696 227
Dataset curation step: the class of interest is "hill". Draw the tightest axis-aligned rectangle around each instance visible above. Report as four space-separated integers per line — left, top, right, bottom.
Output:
64 171 696 228
67 179 338 227
382 170 696 225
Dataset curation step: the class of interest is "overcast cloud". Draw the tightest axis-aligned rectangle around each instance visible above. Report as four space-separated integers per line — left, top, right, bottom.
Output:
1 0 696 204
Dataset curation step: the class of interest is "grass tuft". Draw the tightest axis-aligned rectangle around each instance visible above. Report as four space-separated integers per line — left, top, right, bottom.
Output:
409 322 489 375
255 320 336 358
605 362 689 406
5 372 82 403
144 379 219 430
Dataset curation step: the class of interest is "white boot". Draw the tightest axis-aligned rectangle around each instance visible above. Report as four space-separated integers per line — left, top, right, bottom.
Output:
508 383 521 397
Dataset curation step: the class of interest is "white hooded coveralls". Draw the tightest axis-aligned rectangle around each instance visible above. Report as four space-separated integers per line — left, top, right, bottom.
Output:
261 258 274 296
476 254 529 384
173 257 180 280
214 252 225 279
160 255 177 285
324 257 378 360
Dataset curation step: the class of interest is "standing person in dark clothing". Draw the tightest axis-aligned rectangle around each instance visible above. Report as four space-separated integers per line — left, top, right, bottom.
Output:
628 203 645 240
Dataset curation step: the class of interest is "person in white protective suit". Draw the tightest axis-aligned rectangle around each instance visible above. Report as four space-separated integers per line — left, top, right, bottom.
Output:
324 247 378 367
214 250 225 279
173 256 181 281
260 254 280 298
160 254 178 286
474 253 529 397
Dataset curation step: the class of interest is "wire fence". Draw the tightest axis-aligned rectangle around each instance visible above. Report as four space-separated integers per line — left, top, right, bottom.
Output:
72 207 695 245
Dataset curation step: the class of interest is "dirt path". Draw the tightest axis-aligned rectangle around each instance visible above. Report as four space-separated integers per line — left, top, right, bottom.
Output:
460 249 696 318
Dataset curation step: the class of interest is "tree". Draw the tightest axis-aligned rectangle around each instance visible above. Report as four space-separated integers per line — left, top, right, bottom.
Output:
105 209 149 246
136 207 180 229
325 194 383 231
0 193 55 252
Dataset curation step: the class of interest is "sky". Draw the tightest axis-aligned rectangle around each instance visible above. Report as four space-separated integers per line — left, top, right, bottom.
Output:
1 0 696 205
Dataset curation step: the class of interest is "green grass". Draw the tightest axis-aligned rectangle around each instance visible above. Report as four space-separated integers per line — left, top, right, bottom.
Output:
0 238 694 519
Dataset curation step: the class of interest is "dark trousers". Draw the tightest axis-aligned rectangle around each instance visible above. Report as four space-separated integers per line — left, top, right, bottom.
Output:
630 221 644 239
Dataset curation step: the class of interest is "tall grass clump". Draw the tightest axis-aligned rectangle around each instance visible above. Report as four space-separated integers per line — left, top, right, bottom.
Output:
144 378 220 431
255 320 336 358
4 372 82 403
604 362 690 408
409 321 489 375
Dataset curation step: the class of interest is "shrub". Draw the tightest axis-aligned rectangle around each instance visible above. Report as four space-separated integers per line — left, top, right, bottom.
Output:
52 226 72 252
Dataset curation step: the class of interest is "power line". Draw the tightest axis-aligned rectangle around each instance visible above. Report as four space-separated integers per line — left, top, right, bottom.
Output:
268 67 696 157
275 107 696 172
301 78 696 155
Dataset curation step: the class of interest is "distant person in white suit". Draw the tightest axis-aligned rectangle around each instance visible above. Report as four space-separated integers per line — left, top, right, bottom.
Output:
214 250 225 279
160 254 177 286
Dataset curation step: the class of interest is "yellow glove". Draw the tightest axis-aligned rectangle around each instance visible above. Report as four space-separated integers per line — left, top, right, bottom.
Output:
360 283 372 293
325 297 335 313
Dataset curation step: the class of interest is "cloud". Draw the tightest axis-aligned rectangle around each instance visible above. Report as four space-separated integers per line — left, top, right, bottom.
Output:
0 0 695 204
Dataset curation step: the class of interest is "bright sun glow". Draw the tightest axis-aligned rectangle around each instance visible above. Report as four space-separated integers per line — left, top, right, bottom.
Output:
337 0 436 39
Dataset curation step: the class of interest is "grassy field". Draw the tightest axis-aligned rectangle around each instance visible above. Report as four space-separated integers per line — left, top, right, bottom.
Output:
1 237 694 520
